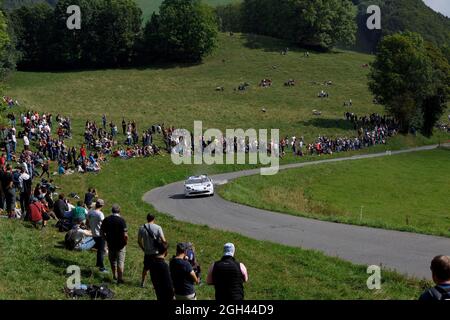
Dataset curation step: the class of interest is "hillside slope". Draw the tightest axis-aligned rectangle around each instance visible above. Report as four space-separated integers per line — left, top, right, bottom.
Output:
353 0 450 51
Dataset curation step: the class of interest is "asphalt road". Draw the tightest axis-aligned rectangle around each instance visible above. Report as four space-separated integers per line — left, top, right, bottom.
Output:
143 144 450 279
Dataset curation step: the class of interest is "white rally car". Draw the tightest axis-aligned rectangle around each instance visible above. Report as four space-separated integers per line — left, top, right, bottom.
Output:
184 175 214 197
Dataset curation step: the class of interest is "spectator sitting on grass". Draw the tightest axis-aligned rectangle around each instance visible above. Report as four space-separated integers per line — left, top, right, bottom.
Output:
419 255 450 300
69 222 95 251
71 201 88 225
29 196 50 228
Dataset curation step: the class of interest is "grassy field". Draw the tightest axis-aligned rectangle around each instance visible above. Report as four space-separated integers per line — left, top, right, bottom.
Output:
219 148 450 237
0 155 429 300
0 33 448 299
5 33 385 143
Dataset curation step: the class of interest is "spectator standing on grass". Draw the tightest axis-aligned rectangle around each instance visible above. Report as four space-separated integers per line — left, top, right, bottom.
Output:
206 243 248 301
87 199 107 273
148 241 174 301
138 214 166 288
18 167 31 220
101 204 128 284
84 188 97 208
419 255 450 300
122 118 126 135
170 242 199 300
23 134 29 151
102 114 107 129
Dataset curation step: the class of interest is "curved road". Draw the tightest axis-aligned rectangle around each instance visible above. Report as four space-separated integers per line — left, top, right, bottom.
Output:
144 144 450 279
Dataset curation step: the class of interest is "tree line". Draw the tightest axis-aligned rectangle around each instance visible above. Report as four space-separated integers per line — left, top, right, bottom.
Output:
217 0 357 50
7 0 218 70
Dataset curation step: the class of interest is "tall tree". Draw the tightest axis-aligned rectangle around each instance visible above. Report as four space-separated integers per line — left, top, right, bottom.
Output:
0 7 15 80
10 3 53 68
421 43 450 136
242 0 357 50
369 32 448 135
144 0 218 62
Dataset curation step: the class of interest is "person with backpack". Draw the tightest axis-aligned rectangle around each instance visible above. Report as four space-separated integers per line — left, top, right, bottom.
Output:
137 214 166 288
87 199 107 273
206 243 249 301
419 255 450 301
101 204 128 284
170 243 199 300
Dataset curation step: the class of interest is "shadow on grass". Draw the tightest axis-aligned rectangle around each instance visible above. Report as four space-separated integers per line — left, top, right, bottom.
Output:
299 118 356 131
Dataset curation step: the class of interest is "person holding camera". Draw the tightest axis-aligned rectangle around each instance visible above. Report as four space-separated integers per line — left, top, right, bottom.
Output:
170 242 200 300
137 214 166 288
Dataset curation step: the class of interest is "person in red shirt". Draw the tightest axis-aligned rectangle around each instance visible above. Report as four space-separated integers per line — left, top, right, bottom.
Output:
80 145 87 161
29 197 50 228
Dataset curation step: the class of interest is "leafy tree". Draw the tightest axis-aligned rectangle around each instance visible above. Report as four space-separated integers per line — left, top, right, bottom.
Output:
421 43 450 136
52 0 142 68
369 32 448 135
215 2 242 33
241 0 357 50
0 7 15 79
10 3 53 68
144 0 218 62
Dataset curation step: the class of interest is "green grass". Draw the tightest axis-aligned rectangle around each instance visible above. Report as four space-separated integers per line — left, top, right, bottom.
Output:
220 148 450 237
0 157 429 300
5 33 385 144
0 33 448 299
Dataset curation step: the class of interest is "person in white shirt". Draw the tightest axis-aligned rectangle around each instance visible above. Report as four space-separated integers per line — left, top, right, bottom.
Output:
87 199 107 272
69 223 95 251
23 135 29 150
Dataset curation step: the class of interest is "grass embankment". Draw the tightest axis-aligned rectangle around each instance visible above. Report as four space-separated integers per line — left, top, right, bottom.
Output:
220 149 450 237
1 33 447 299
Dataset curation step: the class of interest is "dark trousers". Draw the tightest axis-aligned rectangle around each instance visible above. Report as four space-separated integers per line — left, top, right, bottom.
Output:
93 237 105 269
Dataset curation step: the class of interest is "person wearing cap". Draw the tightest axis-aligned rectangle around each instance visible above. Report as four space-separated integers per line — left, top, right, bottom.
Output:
87 198 107 272
419 255 450 300
138 214 166 288
206 243 248 301
101 204 128 284
170 242 199 300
